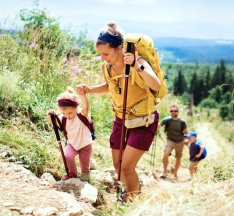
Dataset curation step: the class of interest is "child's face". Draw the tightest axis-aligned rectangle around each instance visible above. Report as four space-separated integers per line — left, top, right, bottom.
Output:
59 106 77 120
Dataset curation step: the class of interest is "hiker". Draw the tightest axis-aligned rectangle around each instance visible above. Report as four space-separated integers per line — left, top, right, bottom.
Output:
47 87 93 179
77 22 161 199
158 105 188 179
185 132 207 177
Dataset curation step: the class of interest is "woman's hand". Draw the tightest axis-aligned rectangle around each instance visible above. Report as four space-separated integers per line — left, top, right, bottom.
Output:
76 84 90 95
195 154 201 158
124 52 135 66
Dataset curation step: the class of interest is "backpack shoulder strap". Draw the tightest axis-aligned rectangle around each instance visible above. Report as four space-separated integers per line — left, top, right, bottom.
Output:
77 113 92 131
61 116 68 140
103 63 125 82
77 113 96 140
180 119 186 132
102 63 111 83
164 117 172 132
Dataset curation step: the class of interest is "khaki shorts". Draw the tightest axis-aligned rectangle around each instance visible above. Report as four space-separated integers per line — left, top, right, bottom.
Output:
164 139 184 158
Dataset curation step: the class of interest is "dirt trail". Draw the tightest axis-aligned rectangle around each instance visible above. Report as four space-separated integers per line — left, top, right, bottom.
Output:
196 123 220 157
126 122 234 216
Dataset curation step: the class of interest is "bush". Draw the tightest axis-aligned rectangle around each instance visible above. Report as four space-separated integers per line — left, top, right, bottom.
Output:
200 98 218 108
0 69 21 107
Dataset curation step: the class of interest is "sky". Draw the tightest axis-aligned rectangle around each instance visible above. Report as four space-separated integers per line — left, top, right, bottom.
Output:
0 0 234 40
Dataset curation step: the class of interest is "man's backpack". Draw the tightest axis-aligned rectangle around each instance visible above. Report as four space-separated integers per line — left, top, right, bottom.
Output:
164 117 186 134
123 33 167 101
55 113 96 140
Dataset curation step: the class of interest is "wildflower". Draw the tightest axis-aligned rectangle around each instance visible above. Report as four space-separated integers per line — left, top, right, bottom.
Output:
70 72 77 79
63 57 67 64
71 66 82 73
93 56 101 61
68 60 74 65
29 41 37 49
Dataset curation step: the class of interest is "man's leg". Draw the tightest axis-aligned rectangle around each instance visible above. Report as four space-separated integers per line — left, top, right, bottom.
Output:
174 157 181 178
162 152 170 177
174 142 184 178
162 139 174 177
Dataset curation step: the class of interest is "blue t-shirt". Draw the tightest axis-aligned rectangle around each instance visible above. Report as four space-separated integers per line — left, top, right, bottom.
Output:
189 141 207 162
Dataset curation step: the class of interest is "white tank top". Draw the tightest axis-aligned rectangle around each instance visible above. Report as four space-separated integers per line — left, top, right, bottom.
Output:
65 114 93 151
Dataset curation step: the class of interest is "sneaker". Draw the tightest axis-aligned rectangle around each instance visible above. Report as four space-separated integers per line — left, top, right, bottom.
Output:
160 174 167 179
62 174 77 180
117 191 129 203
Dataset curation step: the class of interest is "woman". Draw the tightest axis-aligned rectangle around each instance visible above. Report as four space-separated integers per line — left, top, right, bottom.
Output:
77 22 161 200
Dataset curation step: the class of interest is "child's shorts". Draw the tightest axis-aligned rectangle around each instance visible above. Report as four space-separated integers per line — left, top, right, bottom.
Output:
190 154 206 162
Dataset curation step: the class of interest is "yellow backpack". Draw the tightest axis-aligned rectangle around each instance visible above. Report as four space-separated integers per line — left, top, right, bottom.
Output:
123 33 167 102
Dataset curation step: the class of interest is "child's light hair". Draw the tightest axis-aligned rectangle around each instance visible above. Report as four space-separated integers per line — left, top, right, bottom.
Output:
57 86 80 105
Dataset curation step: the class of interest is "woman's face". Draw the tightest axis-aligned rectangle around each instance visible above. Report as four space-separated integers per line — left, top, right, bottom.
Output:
96 44 122 65
59 106 77 120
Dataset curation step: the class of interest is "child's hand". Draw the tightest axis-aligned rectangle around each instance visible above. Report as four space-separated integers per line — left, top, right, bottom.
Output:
76 84 89 95
195 154 201 158
47 109 57 116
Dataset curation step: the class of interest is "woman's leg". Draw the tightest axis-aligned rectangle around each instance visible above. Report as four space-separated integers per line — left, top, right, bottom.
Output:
112 149 126 185
64 144 79 177
121 145 145 196
78 144 92 176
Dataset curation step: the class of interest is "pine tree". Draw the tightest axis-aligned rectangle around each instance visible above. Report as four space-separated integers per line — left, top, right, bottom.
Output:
190 72 198 93
173 70 187 96
210 66 221 88
204 67 211 97
220 59 226 84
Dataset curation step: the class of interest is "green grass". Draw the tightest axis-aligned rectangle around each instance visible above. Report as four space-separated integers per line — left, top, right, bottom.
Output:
0 12 234 215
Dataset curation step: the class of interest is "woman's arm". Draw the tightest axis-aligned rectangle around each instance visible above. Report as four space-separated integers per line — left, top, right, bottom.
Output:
134 58 161 91
124 53 161 91
77 83 109 95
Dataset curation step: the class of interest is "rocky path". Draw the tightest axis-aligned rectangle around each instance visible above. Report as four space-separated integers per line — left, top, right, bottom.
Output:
0 161 97 216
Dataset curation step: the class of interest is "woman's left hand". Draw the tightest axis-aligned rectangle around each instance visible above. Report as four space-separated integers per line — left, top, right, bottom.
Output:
124 53 135 66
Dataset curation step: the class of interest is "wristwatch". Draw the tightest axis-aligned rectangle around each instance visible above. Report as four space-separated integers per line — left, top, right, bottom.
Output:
136 65 145 73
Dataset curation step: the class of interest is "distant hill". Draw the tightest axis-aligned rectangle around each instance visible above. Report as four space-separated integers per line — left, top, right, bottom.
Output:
0 28 18 35
154 37 234 64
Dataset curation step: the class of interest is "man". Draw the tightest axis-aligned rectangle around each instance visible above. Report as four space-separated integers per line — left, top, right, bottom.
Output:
158 105 188 178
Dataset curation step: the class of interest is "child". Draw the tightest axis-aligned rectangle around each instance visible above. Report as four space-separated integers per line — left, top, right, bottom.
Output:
47 86 93 180
185 132 207 177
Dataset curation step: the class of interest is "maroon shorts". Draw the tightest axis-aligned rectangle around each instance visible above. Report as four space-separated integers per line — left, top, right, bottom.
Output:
109 111 158 151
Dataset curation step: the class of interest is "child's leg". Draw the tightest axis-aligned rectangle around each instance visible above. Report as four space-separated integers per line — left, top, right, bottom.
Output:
77 144 92 176
64 144 79 177
189 161 199 176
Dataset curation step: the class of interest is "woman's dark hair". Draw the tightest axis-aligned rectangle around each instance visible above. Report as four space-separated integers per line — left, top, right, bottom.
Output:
96 22 124 48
